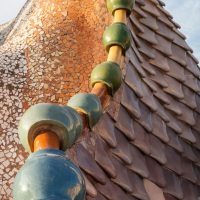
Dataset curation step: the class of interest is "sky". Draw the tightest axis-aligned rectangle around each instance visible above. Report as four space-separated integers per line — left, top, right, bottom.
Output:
0 0 199 62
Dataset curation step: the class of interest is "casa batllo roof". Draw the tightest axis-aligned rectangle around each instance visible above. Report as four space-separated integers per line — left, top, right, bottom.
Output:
0 0 200 199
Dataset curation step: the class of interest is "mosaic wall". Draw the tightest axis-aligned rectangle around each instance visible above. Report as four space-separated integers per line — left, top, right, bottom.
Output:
0 0 112 198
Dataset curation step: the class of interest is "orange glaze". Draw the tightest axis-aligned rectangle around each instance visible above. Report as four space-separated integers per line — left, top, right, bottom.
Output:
34 130 60 152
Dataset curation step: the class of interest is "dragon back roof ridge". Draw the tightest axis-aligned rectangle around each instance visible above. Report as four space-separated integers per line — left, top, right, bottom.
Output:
0 0 200 199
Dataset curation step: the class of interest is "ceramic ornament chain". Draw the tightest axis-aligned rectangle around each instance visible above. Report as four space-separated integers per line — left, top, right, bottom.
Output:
13 0 134 199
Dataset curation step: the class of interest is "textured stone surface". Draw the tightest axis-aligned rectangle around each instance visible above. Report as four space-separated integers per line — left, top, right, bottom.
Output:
0 0 200 199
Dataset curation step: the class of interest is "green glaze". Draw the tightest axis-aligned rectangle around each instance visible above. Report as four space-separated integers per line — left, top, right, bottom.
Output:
103 22 132 53
13 149 86 200
107 0 135 16
18 103 83 153
67 93 102 129
91 61 122 96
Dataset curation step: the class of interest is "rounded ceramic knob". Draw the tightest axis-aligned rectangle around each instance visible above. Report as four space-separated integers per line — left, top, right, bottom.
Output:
13 149 86 200
91 61 122 96
18 103 83 153
67 93 102 128
103 22 132 53
107 0 135 16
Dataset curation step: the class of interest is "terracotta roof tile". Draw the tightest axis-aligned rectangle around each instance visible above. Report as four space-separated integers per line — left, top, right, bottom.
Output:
181 178 197 200
134 5 147 18
131 45 144 63
150 67 169 88
163 168 183 199
156 21 173 41
182 157 197 183
153 86 171 105
167 59 185 82
121 84 141 119
131 121 151 155
112 129 133 165
130 14 145 33
142 77 158 93
193 165 200 187
83 173 98 198
128 21 142 48
149 134 167 164
153 98 170 122
164 95 182 115
141 1 160 17
193 112 200 133
125 62 144 98
111 156 133 193
140 81 158 112
165 111 182 134
153 34 172 56
163 194 177 200
150 0 159 5
193 130 200 150
183 69 200 93
165 145 183 175
138 38 155 59
138 25 157 45
129 52 146 77
136 0 145 6
144 179 165 200
177 120 196 144
157 0 165 6
87 193 107 200
179 138 198 163
128 144 149 178
163 75 184 99
115 105 135 141
156 4 173 19
97 178 134 200
93 114 117 148
166 127 183 153
141 59 156 75
128 171 150 200
195 94 200 114
145 156 166 187
75 144 107 185
152 113 169 143
149 50 170 72
172 27 186 40
188 51 199 64
192 147 200 167
157 10 174 28
180 85 197 110
136 101 153 132
170 44 187 66
172 31 192 51
177 103 196 126
139 12 158 31
95 136 117 179
194 185 200 198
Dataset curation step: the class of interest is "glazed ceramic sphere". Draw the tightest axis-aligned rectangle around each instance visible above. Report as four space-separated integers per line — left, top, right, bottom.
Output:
103 22 132 53
18 103 83 153
68 93 102 128
13 149 86 200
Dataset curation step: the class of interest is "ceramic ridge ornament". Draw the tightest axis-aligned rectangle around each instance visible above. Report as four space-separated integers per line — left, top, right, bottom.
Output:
103 22 132 53
107 0 135 16
13 149 86 200
18 103 83 153
68 93 103 129
91 61 122 96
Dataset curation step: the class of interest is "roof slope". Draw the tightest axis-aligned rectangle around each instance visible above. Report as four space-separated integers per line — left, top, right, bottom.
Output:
68 0 200 199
